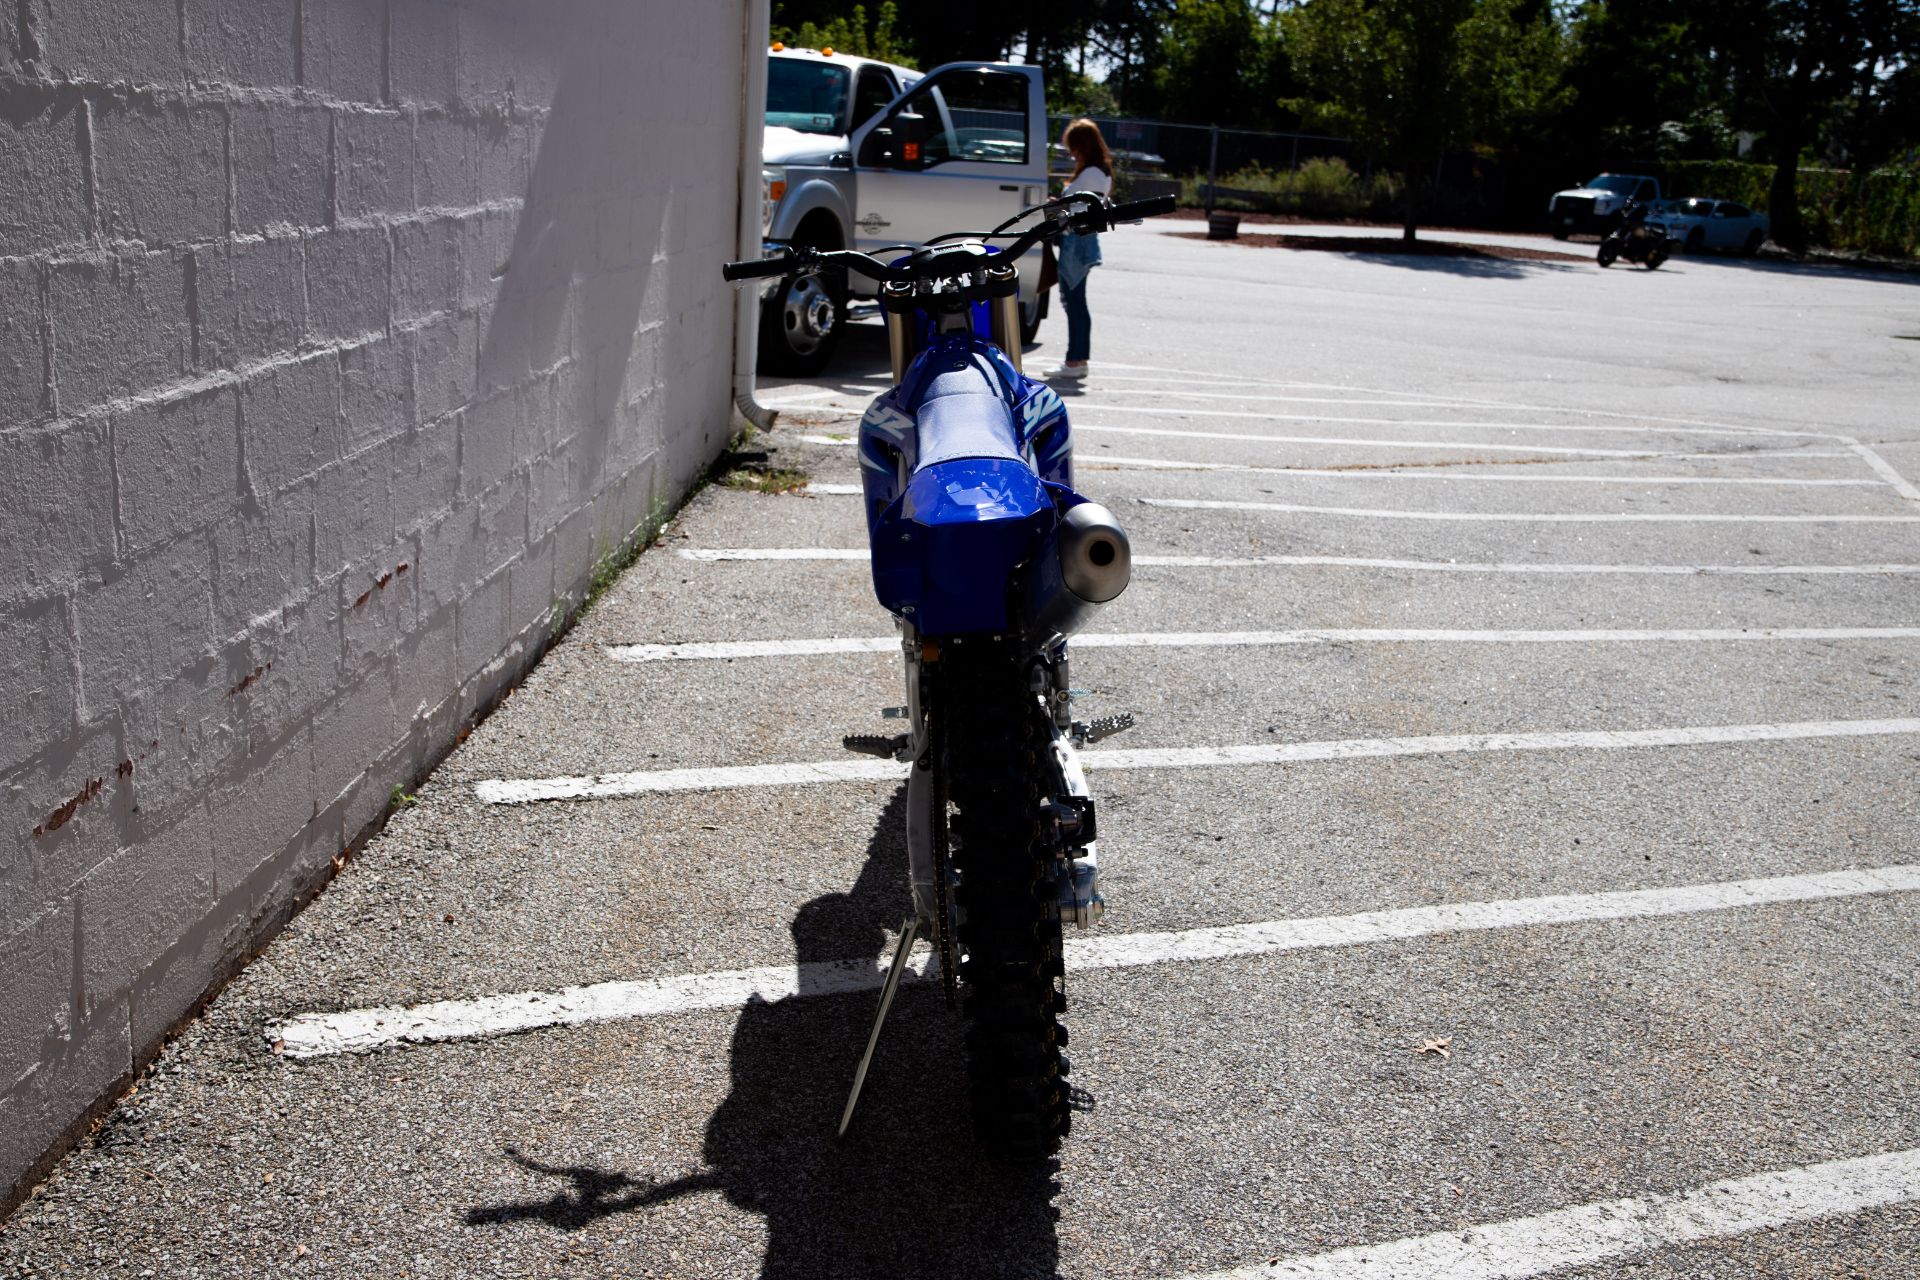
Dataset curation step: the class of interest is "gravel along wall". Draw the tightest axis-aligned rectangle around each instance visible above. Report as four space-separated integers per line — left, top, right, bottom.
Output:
1 0 752 1208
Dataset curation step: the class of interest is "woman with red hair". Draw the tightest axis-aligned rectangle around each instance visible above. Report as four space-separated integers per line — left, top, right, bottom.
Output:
1044 117 1113 383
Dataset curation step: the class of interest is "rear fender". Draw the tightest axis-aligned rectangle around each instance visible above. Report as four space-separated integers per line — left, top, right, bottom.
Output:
871 458 1052 635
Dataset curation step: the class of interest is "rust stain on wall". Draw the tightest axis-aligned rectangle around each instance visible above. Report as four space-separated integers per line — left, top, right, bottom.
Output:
33 776 105 837
228 662 273 697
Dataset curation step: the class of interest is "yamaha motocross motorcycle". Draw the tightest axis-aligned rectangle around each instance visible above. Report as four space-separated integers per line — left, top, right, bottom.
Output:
1597 198 1669 269
723 190 1175 1158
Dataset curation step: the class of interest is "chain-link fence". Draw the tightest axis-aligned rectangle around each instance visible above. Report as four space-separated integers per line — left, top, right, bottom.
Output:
1045 114 1402 219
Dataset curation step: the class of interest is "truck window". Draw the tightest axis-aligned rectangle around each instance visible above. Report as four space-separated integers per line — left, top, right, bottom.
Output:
766 59 850 135
853 67 896 128
899 69 1028 166
1634 179 1655 201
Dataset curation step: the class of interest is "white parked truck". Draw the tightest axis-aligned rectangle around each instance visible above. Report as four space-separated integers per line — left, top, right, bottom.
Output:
759 46 1049 373
1548 173 1662 238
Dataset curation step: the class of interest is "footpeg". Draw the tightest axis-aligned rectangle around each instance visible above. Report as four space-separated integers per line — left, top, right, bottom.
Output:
843 733 912 762
1071 713 1136 746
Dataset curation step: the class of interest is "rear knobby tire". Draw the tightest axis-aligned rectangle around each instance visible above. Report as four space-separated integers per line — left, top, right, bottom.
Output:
943 648 1070 1160
1596 242 1618 268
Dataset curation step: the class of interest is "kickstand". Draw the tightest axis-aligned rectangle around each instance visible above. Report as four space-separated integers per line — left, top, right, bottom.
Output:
837 916 921 1139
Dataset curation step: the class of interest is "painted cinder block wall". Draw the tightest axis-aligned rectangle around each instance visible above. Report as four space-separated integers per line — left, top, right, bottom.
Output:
1 0 749 1206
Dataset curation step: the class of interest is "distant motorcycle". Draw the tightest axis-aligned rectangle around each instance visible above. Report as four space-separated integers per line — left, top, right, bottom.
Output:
1597 199 1669 270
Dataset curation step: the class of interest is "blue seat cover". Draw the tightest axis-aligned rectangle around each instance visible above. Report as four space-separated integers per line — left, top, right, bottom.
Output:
910 358 1020 472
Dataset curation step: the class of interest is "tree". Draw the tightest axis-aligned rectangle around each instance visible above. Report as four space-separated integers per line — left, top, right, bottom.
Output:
1084 0 1178 114
1561 0 1723 163
1148 0 1295 129
772 2 909 63
1690 0 1918 250
1281 0 1570 239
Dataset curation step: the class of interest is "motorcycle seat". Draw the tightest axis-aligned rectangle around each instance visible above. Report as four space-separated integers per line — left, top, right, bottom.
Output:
911 358 1022 473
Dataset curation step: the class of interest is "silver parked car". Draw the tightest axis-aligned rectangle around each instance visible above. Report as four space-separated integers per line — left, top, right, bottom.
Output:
1650 198 1769 255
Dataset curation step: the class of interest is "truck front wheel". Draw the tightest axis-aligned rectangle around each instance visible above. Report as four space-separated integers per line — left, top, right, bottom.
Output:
758 267 843 376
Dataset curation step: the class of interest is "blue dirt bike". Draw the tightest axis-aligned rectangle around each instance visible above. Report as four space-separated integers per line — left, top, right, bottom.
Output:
724 190 1175 1158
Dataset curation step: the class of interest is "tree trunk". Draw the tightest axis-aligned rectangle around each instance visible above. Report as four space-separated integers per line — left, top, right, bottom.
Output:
1769 135 1806 254
1402 165 1421 242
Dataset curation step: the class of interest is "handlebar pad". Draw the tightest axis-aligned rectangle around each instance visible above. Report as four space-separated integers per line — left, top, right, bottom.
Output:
1105 195 1178 223
721 254 798 282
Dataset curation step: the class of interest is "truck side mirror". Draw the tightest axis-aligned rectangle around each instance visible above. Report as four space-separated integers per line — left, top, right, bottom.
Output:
891 110 930 168
861 108 930 170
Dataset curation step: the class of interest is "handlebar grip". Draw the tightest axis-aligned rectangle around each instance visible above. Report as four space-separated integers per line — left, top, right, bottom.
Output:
1105 195 1178 223
721 254 797 282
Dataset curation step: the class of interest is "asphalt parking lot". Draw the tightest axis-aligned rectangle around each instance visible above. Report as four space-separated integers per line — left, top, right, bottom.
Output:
2 223 1917 1277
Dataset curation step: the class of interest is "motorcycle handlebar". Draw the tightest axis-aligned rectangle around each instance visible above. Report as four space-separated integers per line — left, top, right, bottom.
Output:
1101 195 1178 224
720 252 799 282
719 192 1181 284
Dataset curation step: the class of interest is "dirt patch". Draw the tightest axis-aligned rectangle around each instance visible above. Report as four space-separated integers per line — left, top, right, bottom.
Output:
1172 229 1588 264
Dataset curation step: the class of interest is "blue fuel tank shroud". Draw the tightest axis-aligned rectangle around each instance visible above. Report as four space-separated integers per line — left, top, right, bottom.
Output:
858 334 1082 636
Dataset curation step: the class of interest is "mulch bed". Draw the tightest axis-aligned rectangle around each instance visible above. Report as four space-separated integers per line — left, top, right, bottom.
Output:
1171 229 1589 264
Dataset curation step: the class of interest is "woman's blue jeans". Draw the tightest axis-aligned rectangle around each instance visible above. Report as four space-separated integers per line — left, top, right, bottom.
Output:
1060 276 1091 361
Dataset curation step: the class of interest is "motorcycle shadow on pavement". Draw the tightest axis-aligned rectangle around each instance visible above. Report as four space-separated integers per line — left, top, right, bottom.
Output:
465 786 1064 1279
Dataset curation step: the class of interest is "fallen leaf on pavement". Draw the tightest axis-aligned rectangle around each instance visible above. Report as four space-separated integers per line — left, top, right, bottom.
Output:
1414 1036 1453 1058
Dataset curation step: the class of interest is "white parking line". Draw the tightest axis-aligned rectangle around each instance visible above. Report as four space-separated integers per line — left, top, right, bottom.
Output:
1082 455 1885 486
1085 361 1856 437
757 389 845 405
607 628 1920 664
473 718 1920 805
1188 1147 1920 1280
1070 425 1840 461
1853 442 1920 502
802 427 1658 458
676 547 1920 575
1073 401 1794 441
1142 497 1920 524
796 428 1850 462
266 864 1920 1058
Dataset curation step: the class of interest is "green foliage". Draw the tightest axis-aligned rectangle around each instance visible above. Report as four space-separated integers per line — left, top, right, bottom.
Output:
1563 0 1722 160
773 1 908 64
1183 157 1403 218
1667 0 1920 248
1048 68 1120 117
1664 160 1920 257
1148 0 1294 129
1281 0 1570 235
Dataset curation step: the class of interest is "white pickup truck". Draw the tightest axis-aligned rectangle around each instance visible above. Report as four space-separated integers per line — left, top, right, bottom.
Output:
759 46 1050 373
1548 173 1662 238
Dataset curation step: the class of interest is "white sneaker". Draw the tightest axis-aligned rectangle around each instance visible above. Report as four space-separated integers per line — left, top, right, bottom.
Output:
1043 362 1088 381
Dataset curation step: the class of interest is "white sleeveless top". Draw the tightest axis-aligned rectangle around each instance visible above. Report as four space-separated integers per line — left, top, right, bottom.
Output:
1064 166 1112 198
